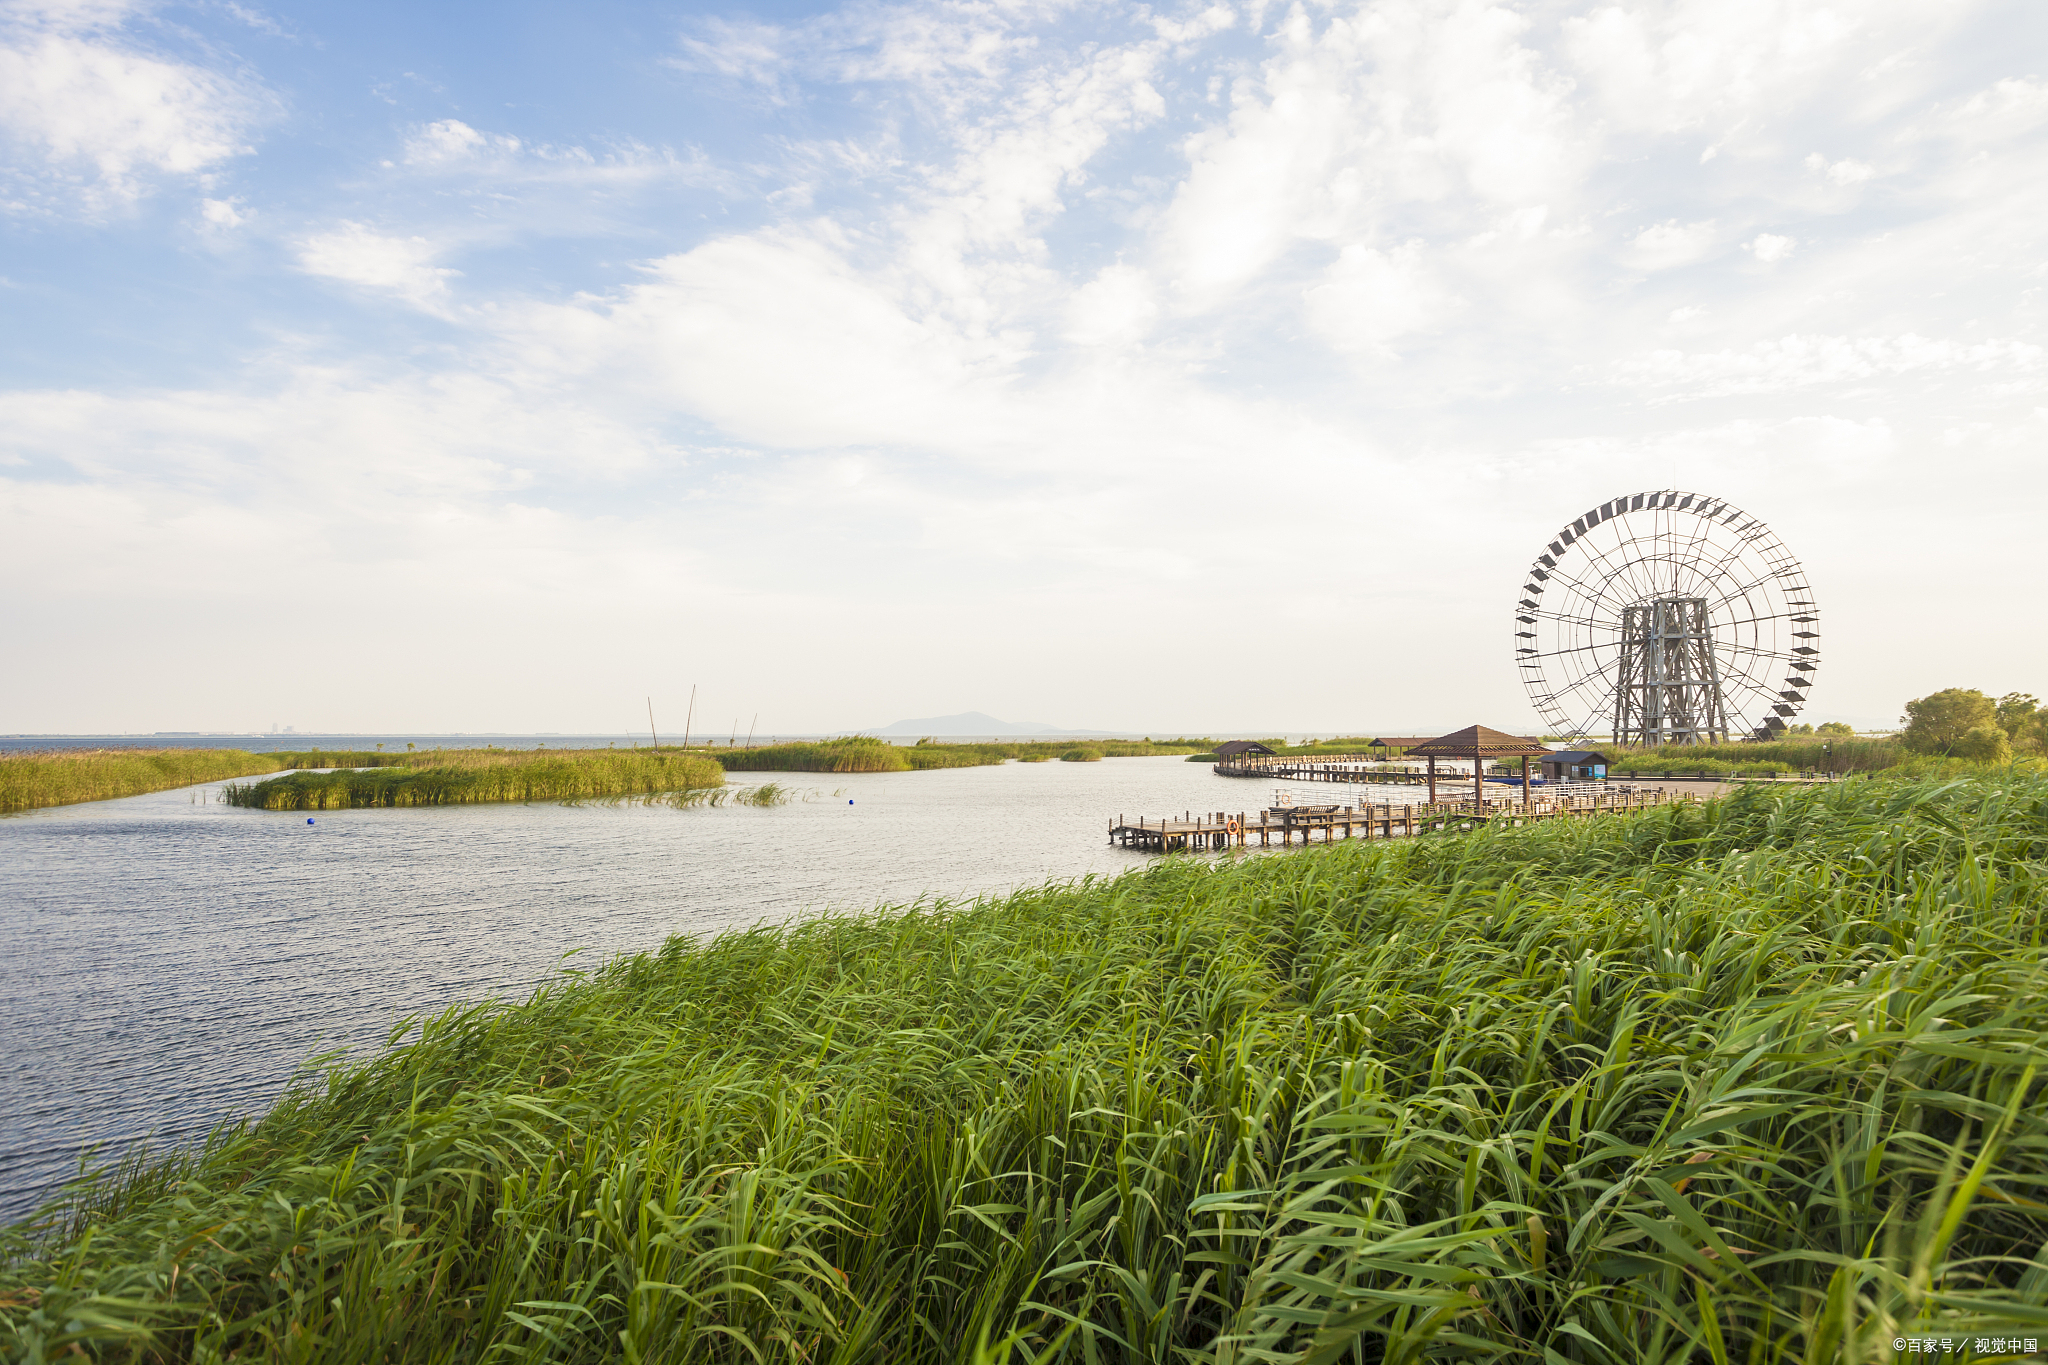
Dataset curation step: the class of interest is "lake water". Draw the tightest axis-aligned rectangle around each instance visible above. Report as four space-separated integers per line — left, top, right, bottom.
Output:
0 756 1311 1223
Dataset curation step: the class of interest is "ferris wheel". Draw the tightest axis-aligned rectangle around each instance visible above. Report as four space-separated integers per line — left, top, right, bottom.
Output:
1514 491 1819 745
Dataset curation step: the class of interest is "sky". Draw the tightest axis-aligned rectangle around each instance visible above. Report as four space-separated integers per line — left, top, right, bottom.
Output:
1 0 2043 737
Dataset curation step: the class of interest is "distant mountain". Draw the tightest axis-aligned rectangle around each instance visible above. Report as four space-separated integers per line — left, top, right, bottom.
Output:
874 711 1113 737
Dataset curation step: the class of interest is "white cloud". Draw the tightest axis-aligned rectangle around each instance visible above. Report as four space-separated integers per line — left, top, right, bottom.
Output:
397 116 715 195
1746 232 1797 263
1805 152 1874 184
1612 332 2045 399
297 222 458 310
1628 219 1720 271
1159 0 1579 304
403 118 509 165
671 16 789 85
1304 242 1448 355
0 1 269 208
5 0 2048 732
1559 0 1927 136
1063 263 1157 348
199 195 244 227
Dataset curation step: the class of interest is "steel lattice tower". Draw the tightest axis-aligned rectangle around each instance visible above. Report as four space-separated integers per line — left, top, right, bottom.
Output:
1611 596 1730 746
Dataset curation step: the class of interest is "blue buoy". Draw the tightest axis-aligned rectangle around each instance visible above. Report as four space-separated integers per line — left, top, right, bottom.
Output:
848 799 854 805
306 817 315 825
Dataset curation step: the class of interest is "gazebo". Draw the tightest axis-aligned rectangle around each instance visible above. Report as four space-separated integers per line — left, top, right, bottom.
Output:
1405 725 1552 810
1214 740 1276 759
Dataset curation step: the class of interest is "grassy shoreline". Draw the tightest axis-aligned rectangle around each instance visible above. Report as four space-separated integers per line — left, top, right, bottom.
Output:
0 749 286 814
8 772 2048 1360
0 738 1211 814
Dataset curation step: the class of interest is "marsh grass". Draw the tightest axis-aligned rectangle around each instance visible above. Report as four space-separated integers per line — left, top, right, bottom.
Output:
223 750 725 810
1613 737 1906 775
0 749 285 814
584 783 796 810
268 751 416 770
1268 737 1383 755
10 773 2048 1362
1608 755 1797 777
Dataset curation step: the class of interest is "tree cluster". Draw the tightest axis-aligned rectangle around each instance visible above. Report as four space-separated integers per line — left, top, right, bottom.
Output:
1898 688 2042 760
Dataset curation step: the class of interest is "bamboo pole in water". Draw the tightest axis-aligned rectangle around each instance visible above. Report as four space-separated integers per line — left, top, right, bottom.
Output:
647 698 659 750
682 684 696 749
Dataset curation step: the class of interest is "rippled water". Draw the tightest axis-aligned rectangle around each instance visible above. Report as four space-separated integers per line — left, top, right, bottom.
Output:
0 756 1265 1222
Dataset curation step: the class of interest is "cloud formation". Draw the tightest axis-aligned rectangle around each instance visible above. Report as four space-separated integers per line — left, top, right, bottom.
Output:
2 0 2045 732
0 0 269 209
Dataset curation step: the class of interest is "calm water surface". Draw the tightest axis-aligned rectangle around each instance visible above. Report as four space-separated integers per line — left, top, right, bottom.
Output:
0 757 1275 1222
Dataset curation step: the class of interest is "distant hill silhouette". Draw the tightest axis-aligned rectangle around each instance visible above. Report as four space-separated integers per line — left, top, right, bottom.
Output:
873 711 1116 737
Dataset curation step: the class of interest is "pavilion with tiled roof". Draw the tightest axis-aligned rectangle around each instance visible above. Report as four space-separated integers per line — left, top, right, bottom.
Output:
1405 725 1552 809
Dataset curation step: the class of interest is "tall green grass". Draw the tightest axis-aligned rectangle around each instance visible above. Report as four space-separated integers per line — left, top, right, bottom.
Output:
1613 736 1905 775
267 750 418 770
0 748 285 814
223 750 725 810
1267 737 1382 755
9 773 2048 1362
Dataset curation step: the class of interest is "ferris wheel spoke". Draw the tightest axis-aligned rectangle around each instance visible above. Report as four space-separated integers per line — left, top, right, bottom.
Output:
1721 642 1815 665
1529 556 1626 606
1583 521 1666 603
1712 610 1810 632
1694 512 1768 573
1613 518 1688 598
1542 661 1614 692
1526 608 1621 631
1708 574 1813 620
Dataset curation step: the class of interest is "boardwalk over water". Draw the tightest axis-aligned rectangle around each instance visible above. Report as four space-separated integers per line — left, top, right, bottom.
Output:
1111 788 1682 854
1214 754 1432 784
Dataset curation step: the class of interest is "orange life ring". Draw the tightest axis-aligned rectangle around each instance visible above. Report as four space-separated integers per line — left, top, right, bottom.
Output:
1225 817 1241 834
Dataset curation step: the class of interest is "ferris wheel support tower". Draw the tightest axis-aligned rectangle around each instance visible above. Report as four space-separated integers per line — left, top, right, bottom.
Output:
1612 596 1729 746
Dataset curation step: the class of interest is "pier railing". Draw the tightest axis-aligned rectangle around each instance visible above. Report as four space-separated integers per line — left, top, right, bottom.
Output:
1111 787 1687 854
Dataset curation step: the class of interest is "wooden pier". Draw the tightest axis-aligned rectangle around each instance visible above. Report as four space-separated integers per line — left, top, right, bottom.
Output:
1111 789 1680 854
1215 755 1433 785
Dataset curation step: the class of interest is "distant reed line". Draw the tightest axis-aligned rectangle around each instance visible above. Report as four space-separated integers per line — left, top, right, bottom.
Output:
711 735 1208 772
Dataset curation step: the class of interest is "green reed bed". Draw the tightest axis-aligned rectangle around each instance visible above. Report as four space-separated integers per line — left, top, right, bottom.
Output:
625 782 794 809
0 748 285 814
10 773 2048 1362
267 750 418 770
1605 756 1797 778
223 750 725 810
1611 737 1907 776
1268 737 1383 756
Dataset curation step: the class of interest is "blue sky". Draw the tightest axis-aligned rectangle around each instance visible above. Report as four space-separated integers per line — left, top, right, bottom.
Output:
2 0 2044 735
